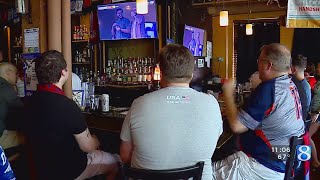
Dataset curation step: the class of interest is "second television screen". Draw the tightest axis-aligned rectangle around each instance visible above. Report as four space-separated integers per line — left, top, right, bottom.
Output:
183 25 205 57
97 1 158 41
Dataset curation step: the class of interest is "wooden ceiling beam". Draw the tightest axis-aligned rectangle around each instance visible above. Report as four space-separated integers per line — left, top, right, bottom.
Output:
207 2 285 16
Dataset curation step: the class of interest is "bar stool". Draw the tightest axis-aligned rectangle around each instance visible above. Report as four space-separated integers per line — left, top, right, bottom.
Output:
119 161 204 180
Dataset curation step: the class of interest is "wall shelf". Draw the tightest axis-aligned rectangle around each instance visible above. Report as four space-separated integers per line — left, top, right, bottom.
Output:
72 40 89 43
73 63 91 65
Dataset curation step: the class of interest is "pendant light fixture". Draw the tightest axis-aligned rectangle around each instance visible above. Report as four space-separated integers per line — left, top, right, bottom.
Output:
246 0 253 35
246 24 253 35
219 0 228 26
16 0 29 14
136 0 148 14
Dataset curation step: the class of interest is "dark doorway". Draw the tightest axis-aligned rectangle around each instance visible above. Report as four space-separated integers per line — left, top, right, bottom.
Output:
234 20 280 83
292 29 320 63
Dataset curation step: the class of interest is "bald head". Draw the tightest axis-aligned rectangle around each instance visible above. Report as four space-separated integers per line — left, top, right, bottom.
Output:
0 62 18 86
260 43 291 73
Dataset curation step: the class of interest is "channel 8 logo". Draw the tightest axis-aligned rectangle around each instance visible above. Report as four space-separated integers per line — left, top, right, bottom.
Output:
297 145 311 161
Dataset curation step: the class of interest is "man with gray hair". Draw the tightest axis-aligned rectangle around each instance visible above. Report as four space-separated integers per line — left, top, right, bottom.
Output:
213 43 305 180
0 62 24 150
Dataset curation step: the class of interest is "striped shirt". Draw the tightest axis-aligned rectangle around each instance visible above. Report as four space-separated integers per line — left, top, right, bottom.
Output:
238 75 305 173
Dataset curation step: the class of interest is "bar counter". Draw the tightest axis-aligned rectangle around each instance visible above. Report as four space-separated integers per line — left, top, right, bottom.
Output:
84 111 125 133
84 110 237 161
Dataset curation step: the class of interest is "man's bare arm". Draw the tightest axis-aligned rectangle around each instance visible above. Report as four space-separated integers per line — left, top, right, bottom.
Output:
74 128 100 153
120 140 133 164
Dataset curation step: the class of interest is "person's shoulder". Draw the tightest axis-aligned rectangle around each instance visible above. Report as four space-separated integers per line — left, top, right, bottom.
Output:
302 78 311 89
314 82 320 91
63 96 81 110
133 90 158 104
0 82 18 100
192 89 216 99
255 79 276 92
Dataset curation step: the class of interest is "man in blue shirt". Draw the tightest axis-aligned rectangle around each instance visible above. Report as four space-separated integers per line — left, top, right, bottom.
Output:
188 32 196 55
111 8 131 39
213 44 305 180
291 54 311 129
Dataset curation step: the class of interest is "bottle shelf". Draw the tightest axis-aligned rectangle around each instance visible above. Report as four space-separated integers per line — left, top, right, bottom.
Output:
73 63 91 65
72 40 89 43
102 84 148 89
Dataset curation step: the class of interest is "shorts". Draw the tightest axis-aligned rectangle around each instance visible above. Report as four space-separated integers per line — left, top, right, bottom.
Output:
212 151 284 180
75 150 119 180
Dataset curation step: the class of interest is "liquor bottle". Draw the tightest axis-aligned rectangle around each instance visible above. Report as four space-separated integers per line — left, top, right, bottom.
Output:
88 71 93 82
75 51 79 63
87 45 91 59
79 68 84 82
79 25 83 40
79 51 83 63
138 67 143 82
147 66 152 82
96 71 101 86
132 67 137 83
73 26 77 40
116 73 122 83
83 48 87 63
82 70 87 82
122 70 128 84
76 26 80 40
142 66 147 83
75 68 79 76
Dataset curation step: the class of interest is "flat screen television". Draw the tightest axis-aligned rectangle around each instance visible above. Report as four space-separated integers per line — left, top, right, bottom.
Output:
97 1 158 41
183 25 205 56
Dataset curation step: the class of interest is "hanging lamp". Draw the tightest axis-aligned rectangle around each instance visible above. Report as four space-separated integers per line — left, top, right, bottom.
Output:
219 0 228 26
136 0 148 14
246 0 253 35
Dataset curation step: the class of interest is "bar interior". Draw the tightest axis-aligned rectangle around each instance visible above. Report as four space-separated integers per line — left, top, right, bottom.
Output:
1 0 320 179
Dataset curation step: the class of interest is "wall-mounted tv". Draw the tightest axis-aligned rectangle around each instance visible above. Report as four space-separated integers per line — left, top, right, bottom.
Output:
97 1 158 41
183 25 205 56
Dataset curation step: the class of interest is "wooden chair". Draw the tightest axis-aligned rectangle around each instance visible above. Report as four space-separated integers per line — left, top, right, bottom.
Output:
119 161 204 180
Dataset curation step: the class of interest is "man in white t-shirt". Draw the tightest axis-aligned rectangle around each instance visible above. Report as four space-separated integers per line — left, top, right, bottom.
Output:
120 44 223 180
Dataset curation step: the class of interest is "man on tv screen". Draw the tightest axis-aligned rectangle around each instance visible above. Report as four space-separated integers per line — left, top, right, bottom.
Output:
111 8 131 39
196 32 203 56
188 31 196 55
130 8 146 39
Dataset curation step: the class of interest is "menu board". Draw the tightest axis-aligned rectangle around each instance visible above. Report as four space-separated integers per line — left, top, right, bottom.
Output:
24 28 40 53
